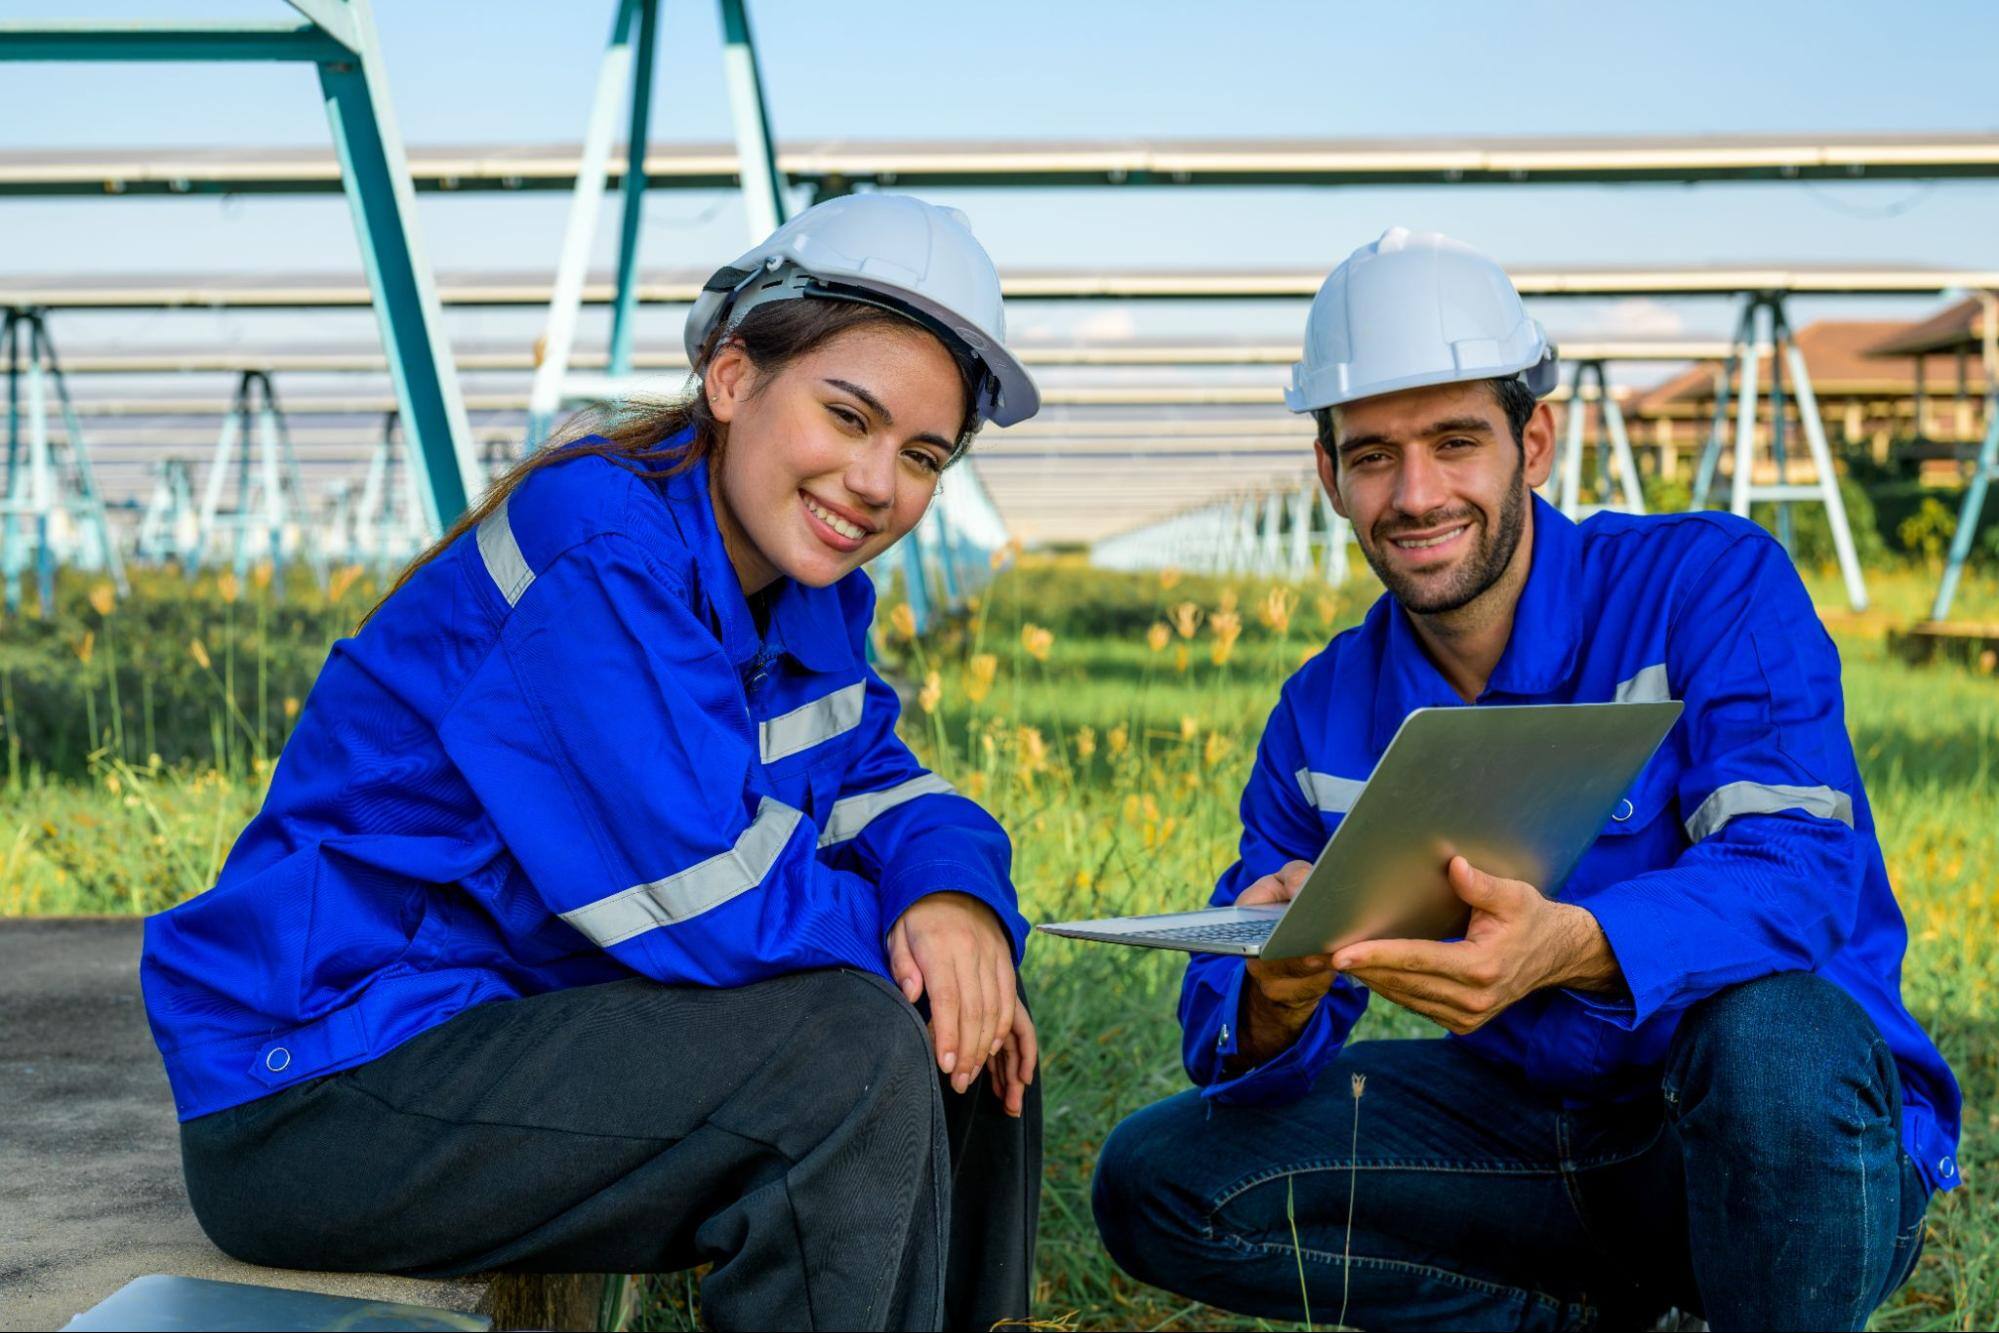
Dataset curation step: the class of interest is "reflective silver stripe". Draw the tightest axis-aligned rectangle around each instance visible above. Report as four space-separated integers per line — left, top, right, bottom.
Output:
475 498 534 606
560 798 802 946
1614 662 1672 704
1684 781 1855 843
817 772 956 847
759 682 867 763
1295 767 1366 814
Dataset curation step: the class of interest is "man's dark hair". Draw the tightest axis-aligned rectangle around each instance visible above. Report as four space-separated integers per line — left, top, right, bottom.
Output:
1312 375 1537 456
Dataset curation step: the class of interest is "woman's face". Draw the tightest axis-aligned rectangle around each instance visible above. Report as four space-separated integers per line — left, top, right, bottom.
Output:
705 320 965 593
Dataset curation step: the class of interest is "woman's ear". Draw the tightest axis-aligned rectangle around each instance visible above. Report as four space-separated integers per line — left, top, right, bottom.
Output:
704 342 754 425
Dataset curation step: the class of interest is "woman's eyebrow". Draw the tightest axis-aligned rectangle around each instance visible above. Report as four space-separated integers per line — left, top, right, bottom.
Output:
824 378 954 451
823 379 893 426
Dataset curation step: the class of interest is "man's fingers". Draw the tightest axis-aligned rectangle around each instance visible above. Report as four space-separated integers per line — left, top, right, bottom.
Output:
1450 855 1533 911
1333 937 1477 979
887 923 923 1003
1237 859 1315 907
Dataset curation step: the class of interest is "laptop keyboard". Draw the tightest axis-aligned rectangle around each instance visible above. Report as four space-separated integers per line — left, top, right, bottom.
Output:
1139 919 1279 945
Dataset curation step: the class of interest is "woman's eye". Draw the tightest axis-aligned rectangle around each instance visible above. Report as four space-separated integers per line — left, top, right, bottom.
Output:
828 405 866 432
903 449 944 475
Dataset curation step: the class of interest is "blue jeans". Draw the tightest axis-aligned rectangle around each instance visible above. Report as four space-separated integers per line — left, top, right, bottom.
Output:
1093 972 1928 1332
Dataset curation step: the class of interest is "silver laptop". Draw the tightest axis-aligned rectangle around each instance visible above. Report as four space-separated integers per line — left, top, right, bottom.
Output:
1038 702 1681 960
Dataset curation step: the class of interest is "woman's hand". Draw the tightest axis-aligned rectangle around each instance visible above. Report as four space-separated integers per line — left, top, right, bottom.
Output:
887 892 1025 1100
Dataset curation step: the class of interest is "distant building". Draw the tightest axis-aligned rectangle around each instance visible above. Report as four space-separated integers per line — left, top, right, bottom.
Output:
1620 302 1994 482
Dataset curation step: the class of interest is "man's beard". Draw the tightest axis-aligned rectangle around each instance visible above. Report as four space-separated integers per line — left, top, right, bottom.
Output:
1357 458 1527 616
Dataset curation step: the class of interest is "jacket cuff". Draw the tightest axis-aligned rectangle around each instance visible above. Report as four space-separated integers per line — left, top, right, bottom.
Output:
877 856 1029 965
1563 887 1680 1029
1199 967 1355 1106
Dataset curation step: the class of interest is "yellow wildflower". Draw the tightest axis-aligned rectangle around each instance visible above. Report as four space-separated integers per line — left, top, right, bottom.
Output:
889 602 918 640
283 696 301 719
1017 726 1049 772
1169 601 1203 640
1315 594 1339 628
964 772 989 799
1203 730 1233 768
252 562 274 590
328 564 365 602
75 631 95 665
1021 624 1054 662
88 583 117 618
1074 726 1097 760
1107 724 1129 757
918 670 942 714
1174 645 1190 674
1073 869 1095 890
964 652 998 704
1159 567 1182 591
1260 587 1294 635
1180 715 1199 742
189 639 212 671
217 571 240 604
1210 610 1243 666
1146 622 1170 653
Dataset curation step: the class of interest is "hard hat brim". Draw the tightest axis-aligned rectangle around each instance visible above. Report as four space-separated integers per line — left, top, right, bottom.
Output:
1284 344 1558 414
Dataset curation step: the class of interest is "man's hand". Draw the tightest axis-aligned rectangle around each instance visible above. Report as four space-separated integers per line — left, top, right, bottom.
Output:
1331 856 1622 1035
1231 860 1338 1068
888 892 1035 1114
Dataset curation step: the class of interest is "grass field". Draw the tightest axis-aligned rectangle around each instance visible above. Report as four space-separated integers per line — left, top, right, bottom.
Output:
3 554 1995 1330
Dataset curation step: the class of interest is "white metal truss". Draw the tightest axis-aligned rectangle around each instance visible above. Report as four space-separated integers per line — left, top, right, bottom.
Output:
1092 472 1350 585
1 307 127 615
191 370 328 589
135 458 200 566
1691 294 1868 611
1552 359 1646 520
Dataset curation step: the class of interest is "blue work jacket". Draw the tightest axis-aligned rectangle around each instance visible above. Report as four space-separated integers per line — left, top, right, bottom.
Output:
1182 496 1961 1193
142 447 1020 1121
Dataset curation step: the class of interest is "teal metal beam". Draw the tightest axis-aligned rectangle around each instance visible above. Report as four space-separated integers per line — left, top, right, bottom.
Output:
608 0 661 377
3 3 480 531
717 0 788 235
307 0 480 527
0 21 347 64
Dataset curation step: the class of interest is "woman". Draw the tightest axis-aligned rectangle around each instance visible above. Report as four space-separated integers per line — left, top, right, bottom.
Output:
141 195 1043 1331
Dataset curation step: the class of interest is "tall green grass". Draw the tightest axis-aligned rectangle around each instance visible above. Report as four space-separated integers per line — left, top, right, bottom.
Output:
4 559 1995 1330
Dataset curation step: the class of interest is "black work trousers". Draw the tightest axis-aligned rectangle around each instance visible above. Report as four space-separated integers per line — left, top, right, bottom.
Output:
180 970 1041 1331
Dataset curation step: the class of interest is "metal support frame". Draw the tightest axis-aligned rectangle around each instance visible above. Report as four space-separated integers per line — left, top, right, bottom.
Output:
1931 291 1999 621
336 412 435 574
1690 292 1868 611
0 2 481 534
527 0 792 449
2 307 128 614
884 462 1009 633
136 458 200 566
1092 473 1352 585
1553 359 1645 519
191 371 328 589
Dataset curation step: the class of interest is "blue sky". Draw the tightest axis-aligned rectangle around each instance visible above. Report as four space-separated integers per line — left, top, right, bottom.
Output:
2 0 1996 347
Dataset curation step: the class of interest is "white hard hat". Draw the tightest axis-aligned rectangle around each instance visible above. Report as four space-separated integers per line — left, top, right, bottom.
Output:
685 194 1041 428
1285 226 1558 413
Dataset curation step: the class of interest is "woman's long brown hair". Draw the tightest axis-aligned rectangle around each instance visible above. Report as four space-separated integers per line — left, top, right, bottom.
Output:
366 298 978 622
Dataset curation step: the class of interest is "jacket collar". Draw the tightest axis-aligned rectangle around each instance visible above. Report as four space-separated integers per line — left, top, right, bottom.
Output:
1371 493 1583 750
658 450 854 676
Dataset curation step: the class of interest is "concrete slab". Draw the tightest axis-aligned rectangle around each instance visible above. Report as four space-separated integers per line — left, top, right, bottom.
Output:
0 918 493 1332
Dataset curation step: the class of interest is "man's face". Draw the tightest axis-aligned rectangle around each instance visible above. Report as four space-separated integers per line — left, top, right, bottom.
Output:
1317 381 1555 616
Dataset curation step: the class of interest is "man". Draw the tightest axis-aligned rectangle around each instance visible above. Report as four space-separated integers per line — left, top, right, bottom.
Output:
1091 228 1958 1332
